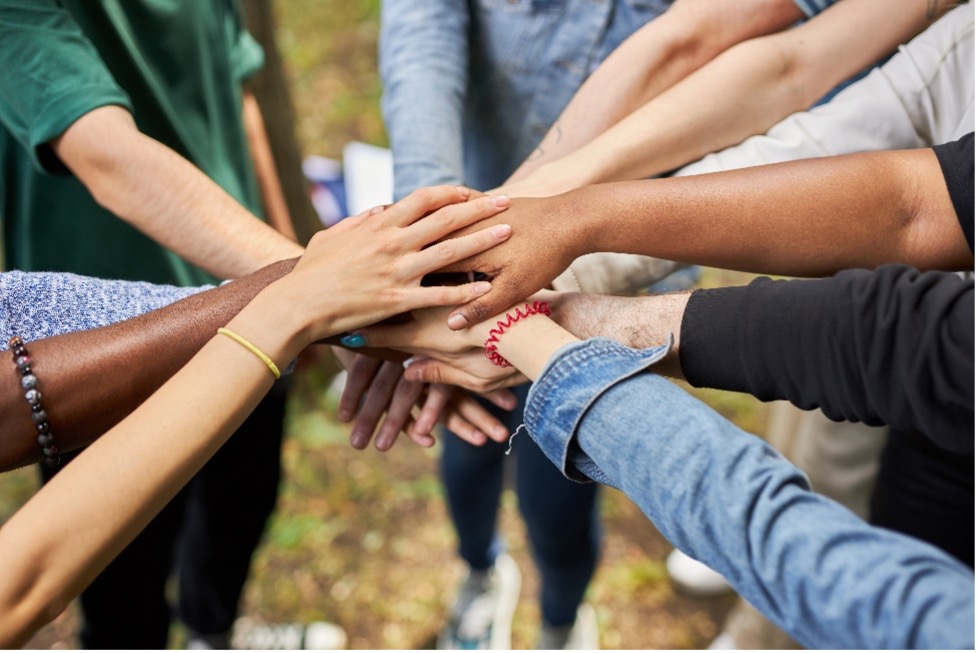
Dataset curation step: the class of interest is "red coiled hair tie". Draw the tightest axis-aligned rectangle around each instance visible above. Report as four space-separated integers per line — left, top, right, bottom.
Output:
483 301 551 367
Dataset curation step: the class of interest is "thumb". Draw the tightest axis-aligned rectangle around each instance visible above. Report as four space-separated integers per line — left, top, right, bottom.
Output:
446 280 520 330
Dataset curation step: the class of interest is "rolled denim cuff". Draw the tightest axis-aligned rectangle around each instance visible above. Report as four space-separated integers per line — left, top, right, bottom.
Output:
525 337 671 486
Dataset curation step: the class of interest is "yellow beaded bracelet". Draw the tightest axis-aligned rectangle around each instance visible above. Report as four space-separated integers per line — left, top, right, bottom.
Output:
217 327 281 379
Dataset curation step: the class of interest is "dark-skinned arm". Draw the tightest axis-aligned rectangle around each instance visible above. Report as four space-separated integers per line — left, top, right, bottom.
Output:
445 144 971 327
0 260 295 471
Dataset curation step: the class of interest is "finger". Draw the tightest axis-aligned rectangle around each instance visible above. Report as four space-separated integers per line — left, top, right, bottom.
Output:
405 222 511 279
446 278 527 330
411 383 452 443
405 359 524 394
480 388 520 411
338 354 382 422
442 410 489 447
406 194 510 247
374 376 425 451
356 319 428 351
453 393 510 443
385 185 471 228
349 361 402 449
406 279 495 313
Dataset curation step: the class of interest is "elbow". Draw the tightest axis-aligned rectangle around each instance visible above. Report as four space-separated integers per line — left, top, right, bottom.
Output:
729 34 811 110
49 106 142 215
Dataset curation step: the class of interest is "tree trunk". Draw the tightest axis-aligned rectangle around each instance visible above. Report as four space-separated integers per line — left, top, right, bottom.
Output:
242 0 321 245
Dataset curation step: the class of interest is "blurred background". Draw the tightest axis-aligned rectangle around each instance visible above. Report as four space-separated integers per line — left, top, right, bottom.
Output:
1 0 767 648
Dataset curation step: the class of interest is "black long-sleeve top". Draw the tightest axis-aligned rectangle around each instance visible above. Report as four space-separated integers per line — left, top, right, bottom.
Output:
680 134 975 454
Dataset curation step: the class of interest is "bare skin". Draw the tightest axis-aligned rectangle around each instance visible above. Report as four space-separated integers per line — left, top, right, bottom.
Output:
443 147 969 327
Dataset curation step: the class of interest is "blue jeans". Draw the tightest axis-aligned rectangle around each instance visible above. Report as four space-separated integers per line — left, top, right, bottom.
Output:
525 338 975 649
442 384 600 627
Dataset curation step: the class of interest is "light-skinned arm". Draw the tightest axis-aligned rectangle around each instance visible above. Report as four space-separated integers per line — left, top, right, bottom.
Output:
0 185 515 646
505 0 955 197
445 145 970 325
52 105 303 279
0 190 516 472
506 0 805 184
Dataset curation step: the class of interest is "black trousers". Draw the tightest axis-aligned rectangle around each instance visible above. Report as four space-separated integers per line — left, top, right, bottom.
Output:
870 427 975 568
42 381 288 649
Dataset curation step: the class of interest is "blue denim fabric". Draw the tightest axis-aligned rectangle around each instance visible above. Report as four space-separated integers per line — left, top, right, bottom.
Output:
525 338 975 649
381 0 674 198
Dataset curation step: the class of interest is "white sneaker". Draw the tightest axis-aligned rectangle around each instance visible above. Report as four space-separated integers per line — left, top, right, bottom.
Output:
230 617 348 649
538 603 599 650
665 549 732 597
438 553 522 649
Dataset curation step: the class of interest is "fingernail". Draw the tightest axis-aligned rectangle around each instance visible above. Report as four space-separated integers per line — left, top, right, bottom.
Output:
492 195 510 208
457 186 471 198
370 204 385 216
473 281 492 295
404 367 420 381
448 313 469 329
402 356 416 369
338 409 352 422
351 431 366 449
340 334 365 348
490 224 511 238
495 426 509 440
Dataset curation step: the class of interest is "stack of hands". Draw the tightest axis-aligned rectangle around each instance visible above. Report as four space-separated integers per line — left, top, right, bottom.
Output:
304 184 615 454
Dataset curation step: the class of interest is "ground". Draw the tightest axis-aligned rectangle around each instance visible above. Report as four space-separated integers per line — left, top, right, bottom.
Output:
1 1 769 648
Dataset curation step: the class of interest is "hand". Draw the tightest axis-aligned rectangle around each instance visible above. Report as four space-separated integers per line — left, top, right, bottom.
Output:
284 186 514 341
355 306 528 394
335 351 514 451
436 194 589 329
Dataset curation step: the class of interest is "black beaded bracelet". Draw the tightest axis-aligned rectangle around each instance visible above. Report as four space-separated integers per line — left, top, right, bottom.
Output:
9 336 59 467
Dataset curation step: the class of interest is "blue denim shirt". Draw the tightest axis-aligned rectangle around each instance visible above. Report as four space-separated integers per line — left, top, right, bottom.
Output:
381 0 836 199
525 338 975 649
381 0 673 198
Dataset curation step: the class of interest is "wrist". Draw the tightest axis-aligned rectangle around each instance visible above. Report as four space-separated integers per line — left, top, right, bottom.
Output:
555 188 602 259
228 282 316 367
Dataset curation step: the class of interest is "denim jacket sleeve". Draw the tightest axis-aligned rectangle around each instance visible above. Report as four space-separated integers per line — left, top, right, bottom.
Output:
525 338 975 649
380 0 470 200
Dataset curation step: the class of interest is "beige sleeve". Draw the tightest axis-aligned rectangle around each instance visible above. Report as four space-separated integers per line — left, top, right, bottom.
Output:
551 252 684 294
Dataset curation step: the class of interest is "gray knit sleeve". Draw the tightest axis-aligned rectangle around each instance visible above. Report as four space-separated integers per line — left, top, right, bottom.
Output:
0 271 212 349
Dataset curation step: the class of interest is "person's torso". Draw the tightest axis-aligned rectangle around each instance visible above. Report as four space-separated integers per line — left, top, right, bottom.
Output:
462 0 673 189
1 0 262 285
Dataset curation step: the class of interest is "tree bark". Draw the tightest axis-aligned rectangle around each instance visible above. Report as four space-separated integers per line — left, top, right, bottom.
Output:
242 0 321 245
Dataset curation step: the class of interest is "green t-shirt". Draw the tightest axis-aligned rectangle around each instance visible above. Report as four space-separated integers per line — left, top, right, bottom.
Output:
0 0 265 286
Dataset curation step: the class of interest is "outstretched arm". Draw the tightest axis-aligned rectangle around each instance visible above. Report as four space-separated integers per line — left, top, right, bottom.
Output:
361 304 975 648
506 0 954 197
0 185 512 646
0 261 294 471
53 106 303 279
506 0 806 184
445 142 971 325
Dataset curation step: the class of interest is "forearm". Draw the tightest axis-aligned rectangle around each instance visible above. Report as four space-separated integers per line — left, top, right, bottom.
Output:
550 292 687 378
506 0 804 187
514 0 944 195
574 147 970 276
0 287 304 647
0 260 296 471
380 0 469 198
680 267 975 452
53 106 303 279
242 91 298 241
523 339 974 649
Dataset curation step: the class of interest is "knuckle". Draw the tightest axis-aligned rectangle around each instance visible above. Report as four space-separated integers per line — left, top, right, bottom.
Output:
434 241 456 261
